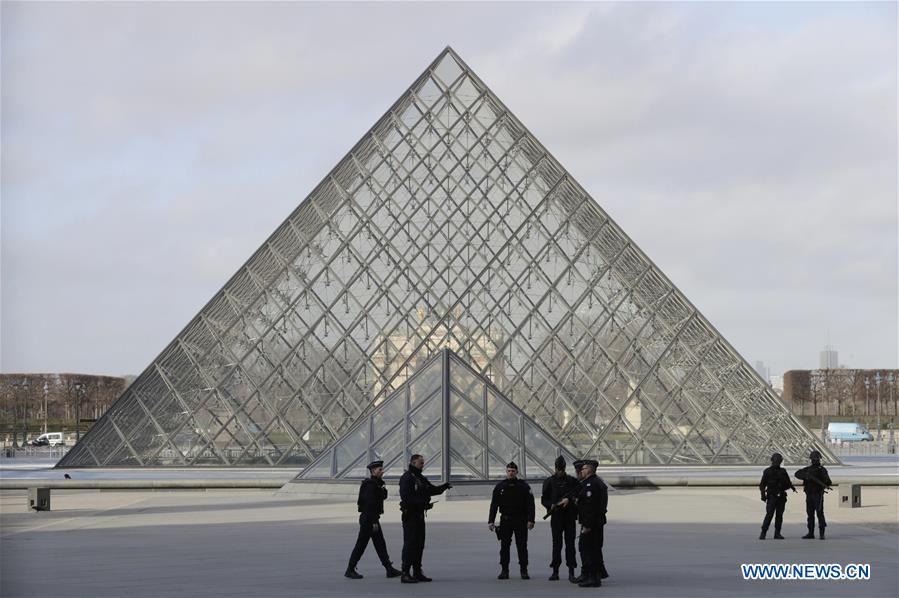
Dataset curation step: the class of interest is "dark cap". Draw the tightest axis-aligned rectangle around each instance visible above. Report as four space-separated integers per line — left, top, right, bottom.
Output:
583 459 599 468
554 455 566 470
572 459 585 471
367 460 384 470
506 461 518 470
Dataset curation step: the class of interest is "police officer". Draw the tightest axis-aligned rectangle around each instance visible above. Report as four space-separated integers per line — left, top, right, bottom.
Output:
795 450 832 540
541 455 579 581
574 459 608 588
345 460 403 579
758 452 796 540
488 461 536 580
398 454 451 583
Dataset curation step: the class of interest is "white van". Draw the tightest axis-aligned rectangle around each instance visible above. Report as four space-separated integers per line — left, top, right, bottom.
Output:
31 432 65 447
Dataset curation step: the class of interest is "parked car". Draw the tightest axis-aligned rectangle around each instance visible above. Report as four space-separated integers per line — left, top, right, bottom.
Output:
827 422 873 442
30 432 65 447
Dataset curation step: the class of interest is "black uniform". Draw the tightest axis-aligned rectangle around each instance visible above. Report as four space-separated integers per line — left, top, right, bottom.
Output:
576 472 608 584
541 472 579 570
489 477 536 571
758 465 794 536
795 462 832 536
348 477 394 570
398 465 449 575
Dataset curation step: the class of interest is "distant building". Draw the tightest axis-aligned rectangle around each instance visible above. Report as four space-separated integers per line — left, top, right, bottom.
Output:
769 375 784 394
754 361 770 383
819 346 839 369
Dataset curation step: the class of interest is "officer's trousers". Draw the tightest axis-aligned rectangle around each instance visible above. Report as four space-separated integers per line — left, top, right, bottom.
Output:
805 492 826 532
578 523 604 576
498 517 529 568
349 516 391 568
761 495 786 533
549 511 577 568
401 511 426 572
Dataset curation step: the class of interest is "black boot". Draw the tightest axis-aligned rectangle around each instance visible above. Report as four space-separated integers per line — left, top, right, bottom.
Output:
579 569 600 588
570 569 585 584
549 567 559 581
568 567 578 582
819 528 825 540
413 569 432 582
802 527 815 539
385 564 402 578
400 570 418 584
759 528 767 540
520 567 530 580
773 530 785 540
598 563 609 579
497 567 509 580
344 567 363 579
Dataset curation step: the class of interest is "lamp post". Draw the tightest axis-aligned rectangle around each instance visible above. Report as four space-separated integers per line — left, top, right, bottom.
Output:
9 381 20 447
73 382 84 443
874 373 882 440
888 373 896 418
864 377 871 431
42 381 49 435
21 379 30 445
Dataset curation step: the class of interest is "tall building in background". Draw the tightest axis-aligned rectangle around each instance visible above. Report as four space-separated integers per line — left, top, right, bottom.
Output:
57 47 832 469
754 361 770 383
819 346 839 369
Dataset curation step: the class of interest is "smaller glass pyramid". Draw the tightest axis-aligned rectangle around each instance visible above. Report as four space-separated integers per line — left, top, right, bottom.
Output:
292 349 576 482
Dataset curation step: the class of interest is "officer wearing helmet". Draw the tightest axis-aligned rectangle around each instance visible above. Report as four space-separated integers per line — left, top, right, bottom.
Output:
758 452 796 540
795 450 833 539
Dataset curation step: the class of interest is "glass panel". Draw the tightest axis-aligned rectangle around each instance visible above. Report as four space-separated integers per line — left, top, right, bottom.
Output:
488 455 508 479
450 359 482 399
451 453 481 480
336 425 368 470
450 421 484 469
488 422 520 465
302 450 333 478
450 391 484 438
523 421 556 463
373 424 403 463
409 393 440 441
373 391 405 439
487 388 519 437
524 453 551 479
410 357 442 407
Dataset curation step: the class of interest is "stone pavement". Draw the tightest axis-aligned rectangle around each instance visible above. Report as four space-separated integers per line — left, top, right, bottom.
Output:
1 486 897 597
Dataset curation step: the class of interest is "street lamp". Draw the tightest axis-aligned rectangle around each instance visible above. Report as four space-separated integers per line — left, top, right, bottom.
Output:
864 377 871 431
21 379 30 445
42 381 49 435
73 382 85 443
9 381 20 447
874 373 882 440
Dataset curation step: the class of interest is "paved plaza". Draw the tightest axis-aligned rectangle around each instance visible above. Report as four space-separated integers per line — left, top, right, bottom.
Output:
1 485 896 598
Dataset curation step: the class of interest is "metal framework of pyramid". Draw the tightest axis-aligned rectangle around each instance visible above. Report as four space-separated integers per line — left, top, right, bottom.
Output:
289 349 577 483
59 47 834 468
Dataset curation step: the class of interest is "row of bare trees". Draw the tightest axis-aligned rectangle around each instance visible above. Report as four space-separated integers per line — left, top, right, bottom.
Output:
1 374 128 447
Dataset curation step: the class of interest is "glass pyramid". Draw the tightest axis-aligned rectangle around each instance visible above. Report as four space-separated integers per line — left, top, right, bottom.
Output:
290 349 577 482
58 47 833 468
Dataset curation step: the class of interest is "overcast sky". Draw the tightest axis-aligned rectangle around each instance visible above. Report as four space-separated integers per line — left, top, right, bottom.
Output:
2 1 896 379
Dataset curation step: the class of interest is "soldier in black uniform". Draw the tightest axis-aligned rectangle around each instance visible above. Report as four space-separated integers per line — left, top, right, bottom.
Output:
345 460 403 579
398 454 451 583
488 461 536 580
574 459 608 588
541 455 579 581
758 452 796 540
795 450 832 540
